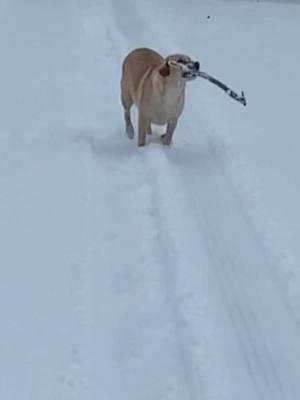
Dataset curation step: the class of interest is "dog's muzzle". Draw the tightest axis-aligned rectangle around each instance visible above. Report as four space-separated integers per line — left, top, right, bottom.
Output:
181 61 200 80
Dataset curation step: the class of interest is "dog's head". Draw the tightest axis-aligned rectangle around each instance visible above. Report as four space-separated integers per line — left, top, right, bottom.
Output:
159 54 200 81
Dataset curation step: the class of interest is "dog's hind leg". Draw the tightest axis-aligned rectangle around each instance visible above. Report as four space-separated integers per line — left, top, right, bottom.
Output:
121 83 134 139
161 118 178 145
138 113 150 147
124 108 134 139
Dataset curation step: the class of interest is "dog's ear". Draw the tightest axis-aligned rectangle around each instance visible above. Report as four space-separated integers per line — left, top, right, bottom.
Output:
159 62 170 77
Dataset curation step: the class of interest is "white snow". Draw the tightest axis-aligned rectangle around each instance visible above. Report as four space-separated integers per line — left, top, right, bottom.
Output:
1 0 300 399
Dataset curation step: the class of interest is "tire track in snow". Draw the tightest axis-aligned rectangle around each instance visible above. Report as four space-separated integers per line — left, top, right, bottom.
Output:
142 149 206 400
142 147 238 400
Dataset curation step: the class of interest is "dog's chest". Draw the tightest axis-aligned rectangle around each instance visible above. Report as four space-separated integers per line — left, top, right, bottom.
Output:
150 88 184 124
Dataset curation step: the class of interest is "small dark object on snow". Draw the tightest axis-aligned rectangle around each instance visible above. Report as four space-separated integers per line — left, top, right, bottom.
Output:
207 15 211 19
197 70 247 106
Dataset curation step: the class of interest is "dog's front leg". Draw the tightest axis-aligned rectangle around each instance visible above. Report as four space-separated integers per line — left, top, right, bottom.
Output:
162 118 178 145
138 113 150 147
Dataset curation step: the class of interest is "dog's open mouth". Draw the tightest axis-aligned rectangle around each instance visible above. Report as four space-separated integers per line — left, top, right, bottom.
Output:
182 71 198 80
179 60 200 80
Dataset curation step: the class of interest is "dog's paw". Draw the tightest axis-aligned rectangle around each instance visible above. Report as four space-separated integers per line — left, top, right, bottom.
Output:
126 125 134 139
161 134 172 146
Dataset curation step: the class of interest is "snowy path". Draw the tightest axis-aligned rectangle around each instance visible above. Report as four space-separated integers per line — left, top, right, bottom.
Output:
1 1 300 400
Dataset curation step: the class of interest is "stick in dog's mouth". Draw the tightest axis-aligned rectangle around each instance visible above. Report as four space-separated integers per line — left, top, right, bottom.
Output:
169 59 246 106
169 59 200 80
172 61 247 106
197 70 247 106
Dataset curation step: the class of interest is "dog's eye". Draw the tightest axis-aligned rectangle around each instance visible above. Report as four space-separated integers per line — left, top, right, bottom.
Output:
177 58 185 64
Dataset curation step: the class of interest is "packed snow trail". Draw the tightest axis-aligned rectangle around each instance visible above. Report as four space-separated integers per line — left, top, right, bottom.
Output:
68 3 208 399
1 1 300 400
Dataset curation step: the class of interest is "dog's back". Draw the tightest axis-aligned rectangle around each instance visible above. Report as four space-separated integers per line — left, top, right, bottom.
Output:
121 48 163 102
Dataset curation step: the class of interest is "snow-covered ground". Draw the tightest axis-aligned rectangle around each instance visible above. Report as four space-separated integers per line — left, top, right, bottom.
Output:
1 0 300 399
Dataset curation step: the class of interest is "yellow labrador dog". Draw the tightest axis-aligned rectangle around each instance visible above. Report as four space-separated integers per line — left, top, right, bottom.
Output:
121 48 199 146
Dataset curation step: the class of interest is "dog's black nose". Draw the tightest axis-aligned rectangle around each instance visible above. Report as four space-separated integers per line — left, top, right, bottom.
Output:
194 61 200 71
